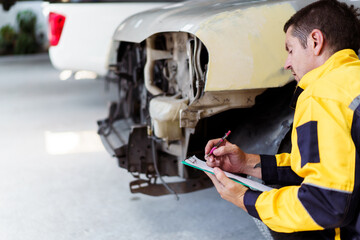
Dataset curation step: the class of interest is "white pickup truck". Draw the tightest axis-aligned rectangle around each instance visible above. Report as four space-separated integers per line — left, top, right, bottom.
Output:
43 0 182 77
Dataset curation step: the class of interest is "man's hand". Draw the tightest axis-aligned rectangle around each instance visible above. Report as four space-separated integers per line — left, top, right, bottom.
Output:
205 167 248 211
205 139 246 173
204 139 261 178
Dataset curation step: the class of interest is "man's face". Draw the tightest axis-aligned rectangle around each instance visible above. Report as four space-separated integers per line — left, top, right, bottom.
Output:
284 26 314 82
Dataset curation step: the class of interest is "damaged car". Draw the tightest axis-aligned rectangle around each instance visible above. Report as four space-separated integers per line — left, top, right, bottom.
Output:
98 0 332 196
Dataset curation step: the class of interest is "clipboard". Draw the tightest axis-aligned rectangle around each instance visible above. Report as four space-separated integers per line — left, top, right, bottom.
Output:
182 155 273 192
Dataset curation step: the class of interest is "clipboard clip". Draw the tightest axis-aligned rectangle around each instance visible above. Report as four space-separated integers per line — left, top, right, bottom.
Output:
187 156 197 164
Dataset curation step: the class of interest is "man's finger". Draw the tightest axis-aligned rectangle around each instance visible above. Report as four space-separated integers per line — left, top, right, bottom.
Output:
204 171 219 185
212 144 233 156
213 167 233 187
204 171 224 191
206 159 216 168
205 138 222 154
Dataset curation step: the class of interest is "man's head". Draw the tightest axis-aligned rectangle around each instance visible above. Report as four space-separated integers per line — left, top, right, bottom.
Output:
283 0 360 82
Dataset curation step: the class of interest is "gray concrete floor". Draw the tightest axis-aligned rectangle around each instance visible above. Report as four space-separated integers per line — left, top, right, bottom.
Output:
0 54 265 240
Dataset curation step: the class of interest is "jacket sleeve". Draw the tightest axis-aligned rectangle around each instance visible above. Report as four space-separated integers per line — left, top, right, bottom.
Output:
244 96 358 233
261 154 303 186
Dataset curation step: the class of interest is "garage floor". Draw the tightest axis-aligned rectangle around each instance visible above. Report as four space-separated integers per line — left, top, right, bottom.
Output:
0 54 265 240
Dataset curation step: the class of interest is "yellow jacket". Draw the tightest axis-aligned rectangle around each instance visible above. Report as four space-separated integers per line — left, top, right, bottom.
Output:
244 49 360 239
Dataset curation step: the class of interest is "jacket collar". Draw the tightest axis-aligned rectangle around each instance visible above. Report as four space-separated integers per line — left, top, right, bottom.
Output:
298 49 359 90
290 49 358 109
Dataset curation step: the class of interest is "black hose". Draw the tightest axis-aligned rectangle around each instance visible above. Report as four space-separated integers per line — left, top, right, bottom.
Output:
151 137 179 201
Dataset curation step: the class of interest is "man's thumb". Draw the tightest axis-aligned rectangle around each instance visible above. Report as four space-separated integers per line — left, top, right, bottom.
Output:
213 167 231 185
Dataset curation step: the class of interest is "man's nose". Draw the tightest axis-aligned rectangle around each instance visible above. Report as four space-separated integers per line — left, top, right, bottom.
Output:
284 56 291 70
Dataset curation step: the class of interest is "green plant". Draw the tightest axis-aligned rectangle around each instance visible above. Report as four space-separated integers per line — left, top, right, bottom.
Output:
0 24 17 54
14 10 39 54
0 10 42 55
14 32 37 54
16 10 37 34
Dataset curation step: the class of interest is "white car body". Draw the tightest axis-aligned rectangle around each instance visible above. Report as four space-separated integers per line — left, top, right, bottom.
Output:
43 1 177 76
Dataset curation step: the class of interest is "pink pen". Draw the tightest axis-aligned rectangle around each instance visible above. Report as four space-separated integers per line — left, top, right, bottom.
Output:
206 130 231 157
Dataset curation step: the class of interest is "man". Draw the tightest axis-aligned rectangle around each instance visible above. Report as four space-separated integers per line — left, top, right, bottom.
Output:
204 0 360 239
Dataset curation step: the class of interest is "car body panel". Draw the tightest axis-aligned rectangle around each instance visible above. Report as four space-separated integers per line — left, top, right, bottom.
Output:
44 2 174 76
196 2 294 91
113 0 328 91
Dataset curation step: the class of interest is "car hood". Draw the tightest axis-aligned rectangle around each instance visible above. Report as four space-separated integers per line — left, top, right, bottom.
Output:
112 0 323 91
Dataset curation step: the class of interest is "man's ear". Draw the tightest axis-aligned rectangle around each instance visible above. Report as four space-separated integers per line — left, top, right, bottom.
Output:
309 29 325 56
